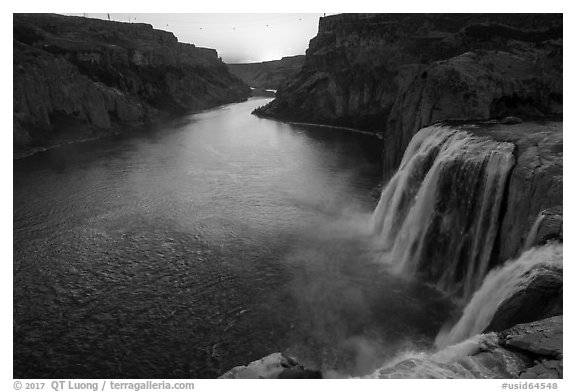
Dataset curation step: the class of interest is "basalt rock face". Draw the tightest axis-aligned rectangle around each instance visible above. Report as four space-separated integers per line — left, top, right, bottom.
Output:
13 13 250 157
499 316 563 378
383 48 562 177
228 55 305 90
470 122 563 264
485 264 563 333
254 13 562 175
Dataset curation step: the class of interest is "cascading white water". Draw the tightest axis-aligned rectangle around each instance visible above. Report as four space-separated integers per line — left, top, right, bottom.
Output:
524 212 546 250
371 125 516 298
367 332 527 378
370 126 455 249
434 243 563 349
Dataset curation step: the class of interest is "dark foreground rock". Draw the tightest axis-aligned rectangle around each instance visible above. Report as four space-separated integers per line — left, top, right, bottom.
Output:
485 264 562 333
219 352 322 379
221 316 562 379
13 13 251 157
375 316 562 379
500 316 563 378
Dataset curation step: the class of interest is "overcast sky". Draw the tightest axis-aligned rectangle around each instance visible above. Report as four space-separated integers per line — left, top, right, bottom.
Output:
65 13 324 63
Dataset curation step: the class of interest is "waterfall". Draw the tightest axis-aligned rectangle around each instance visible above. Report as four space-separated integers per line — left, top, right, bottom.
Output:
434 243 563 349
524 212 546 250
368 332 526 378
371 125 516 297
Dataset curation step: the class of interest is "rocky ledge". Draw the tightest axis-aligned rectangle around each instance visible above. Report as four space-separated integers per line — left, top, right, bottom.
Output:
465 120 562 263
13 13 251 158
222 316 562 379
375 316 563 379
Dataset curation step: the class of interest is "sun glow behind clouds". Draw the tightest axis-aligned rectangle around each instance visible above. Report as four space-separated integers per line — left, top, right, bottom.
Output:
65 13 322 64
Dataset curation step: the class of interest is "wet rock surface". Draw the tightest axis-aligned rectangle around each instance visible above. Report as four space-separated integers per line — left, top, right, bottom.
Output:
485 264 562 333
374 316 562 379
219 352 322 379
228 316 563 379
13 13 251 157
499 316 562 359
501 317 563 378
437 121 562 270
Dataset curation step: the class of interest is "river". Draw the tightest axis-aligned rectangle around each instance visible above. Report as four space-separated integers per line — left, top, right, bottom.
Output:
13 98 453 378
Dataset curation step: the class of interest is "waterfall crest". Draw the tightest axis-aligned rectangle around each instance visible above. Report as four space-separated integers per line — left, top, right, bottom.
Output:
371 125 516 297
434 243 563 349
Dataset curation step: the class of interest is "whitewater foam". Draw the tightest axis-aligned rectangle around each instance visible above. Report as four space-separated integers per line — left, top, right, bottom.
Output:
370 125 515 298
434 243 563 348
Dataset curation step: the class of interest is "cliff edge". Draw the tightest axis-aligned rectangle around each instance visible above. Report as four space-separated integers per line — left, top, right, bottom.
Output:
13 13 251 158
254 14 562 176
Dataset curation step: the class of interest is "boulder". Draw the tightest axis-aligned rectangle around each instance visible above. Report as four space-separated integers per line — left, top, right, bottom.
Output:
219 352 322 379
372 316 562 379
499 316 563 359
485 264 562 333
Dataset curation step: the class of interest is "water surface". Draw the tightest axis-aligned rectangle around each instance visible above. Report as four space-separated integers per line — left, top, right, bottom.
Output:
14 98 452 378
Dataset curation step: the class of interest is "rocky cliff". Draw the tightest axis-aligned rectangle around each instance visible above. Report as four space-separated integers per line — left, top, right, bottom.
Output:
227 55 305 90
13 13 251 157
254 14 562 176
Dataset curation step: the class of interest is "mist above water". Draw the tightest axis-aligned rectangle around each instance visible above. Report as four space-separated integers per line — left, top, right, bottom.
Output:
14 98 453 378
434 243 563 349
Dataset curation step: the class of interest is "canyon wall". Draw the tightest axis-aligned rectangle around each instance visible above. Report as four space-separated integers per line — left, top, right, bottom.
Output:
227 55 305 90
254 14 562 176
13 13 251 157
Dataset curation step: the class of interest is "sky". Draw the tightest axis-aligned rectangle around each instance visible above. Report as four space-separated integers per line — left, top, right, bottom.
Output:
65 13 325 63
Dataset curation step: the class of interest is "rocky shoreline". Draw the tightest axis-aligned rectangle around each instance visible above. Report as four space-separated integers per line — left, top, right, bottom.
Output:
221 316 563 379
